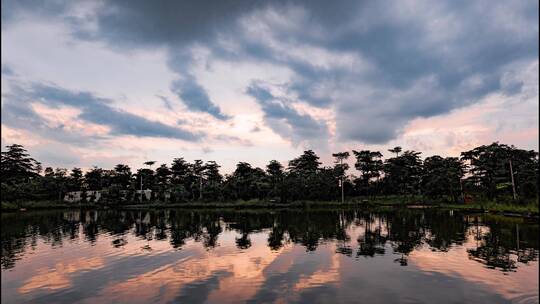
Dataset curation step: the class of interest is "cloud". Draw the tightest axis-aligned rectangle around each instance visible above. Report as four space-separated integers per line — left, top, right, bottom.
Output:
228 1 538 143
170 75 230 120
156 95 174 111
201 146 214 154
2 0 538 146
32 142 81 168
2 92 103 146
1 65 15 76
69 1 241 121
1 0 68 28
67 1 258 48
246 82 329 146
213 134 253 147
1 81 203 142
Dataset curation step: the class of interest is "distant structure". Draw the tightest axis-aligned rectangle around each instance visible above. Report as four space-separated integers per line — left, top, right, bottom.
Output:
64 191 83 203
64 190 102 203
136 189 153 201
64 189 159 203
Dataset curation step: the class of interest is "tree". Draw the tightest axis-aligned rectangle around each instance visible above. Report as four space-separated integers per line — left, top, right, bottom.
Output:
155 164 171 187
135 168 155 191
170 157 193 202
144 161 156 167
44 167 54 177
388 146 402 157
461 142 538 200
1 144 41 184
54 168 68 201
288 150 321 175
113 164 132 189
192 160 204 200
40 167 58 199
266 160 285 202
101 170 115 189
171 158 190 185
353 150 383 196
510 149 539 199
332 152 350 203
383 151 422 196
0 141 537 206
155 164 172 201
287 150 322 200
421 156 465 202
226 162 265 200
84 167 103 191
68 167 83 191
202 161 223 200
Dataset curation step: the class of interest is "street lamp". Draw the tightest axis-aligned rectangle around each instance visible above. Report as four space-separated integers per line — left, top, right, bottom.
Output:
509 159 517 200
140 161 156 202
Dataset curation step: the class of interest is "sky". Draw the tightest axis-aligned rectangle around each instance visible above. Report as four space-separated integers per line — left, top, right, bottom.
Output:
1 0 538 173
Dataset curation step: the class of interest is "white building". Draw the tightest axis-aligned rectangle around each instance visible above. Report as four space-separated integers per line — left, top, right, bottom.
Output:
136 189 152 201
64 191 102 203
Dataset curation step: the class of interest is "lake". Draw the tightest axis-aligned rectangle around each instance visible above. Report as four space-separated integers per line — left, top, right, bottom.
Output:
1 208 538 304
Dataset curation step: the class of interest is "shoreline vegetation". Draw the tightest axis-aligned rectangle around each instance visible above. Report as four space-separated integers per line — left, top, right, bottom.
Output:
2 196 538 218
2 142 538 218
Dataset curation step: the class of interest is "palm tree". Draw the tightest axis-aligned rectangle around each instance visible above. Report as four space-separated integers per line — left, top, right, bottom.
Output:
144 161 156 168
140 161 156 202
388 146 402 157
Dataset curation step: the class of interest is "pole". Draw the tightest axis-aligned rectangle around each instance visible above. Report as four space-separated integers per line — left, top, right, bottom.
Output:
341 159 344 204
199 175 202 200
509 159 517 200
516 224 519 251
459 178 465 203
140 173 143 203
341 175 344 204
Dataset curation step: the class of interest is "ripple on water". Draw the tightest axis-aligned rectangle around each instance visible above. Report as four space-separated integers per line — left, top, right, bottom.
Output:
511 294 539 304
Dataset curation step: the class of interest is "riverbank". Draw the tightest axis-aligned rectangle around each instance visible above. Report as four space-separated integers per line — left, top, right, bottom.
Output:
1 199 365 211
3 197 538 217
1 200 97 211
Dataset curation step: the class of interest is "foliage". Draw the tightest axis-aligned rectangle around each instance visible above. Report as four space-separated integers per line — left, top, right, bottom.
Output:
353 150 383 196
421 156 465 201
0 144 41 184
1 142 538 208
461 142 538 200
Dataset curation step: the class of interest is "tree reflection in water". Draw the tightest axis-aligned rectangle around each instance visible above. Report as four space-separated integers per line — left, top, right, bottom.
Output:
1 208 538 272
467 218 539 272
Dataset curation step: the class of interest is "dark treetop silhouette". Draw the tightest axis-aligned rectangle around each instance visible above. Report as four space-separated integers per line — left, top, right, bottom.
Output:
1 142 538 205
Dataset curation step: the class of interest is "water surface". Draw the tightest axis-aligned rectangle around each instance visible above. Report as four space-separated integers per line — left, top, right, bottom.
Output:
1 208 538 303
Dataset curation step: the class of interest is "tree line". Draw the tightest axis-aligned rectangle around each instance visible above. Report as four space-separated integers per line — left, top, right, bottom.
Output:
1 142 538 204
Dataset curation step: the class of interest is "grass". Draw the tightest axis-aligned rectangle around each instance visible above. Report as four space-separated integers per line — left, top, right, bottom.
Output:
1 200 96 211
439 201 539 214
357 195 539 215
2 195 537 217
119 199 368 210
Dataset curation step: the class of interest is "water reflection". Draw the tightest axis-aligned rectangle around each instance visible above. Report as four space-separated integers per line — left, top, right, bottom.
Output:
1 208 538 303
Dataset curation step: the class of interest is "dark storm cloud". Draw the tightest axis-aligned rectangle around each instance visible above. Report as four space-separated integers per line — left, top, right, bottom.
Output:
1 82 203 142
171 76 230 120
163 50 231 120
69 1 259 47
3 0 538 144
1 0 68 27
232 0 538 143
68 0 262 121
246 83 329 144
